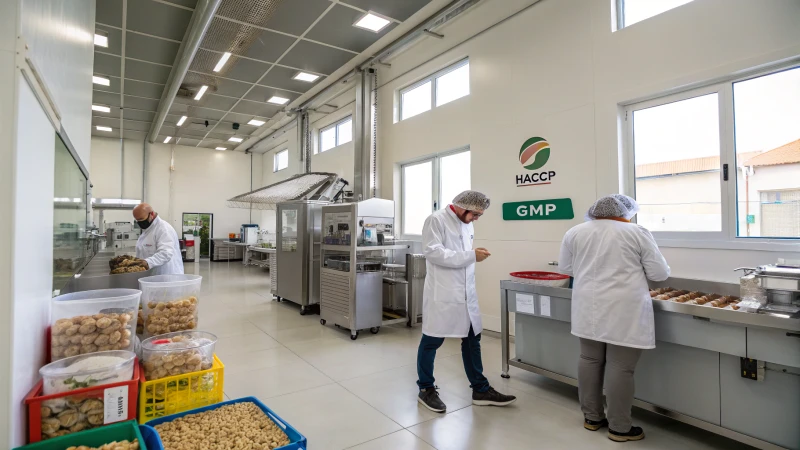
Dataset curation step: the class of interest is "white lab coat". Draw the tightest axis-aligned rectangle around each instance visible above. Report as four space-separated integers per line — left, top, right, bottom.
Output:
135 216 184 276
422 207 482 338
558 220 670 349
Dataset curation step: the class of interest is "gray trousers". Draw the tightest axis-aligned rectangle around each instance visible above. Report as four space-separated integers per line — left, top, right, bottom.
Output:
578 338 643 432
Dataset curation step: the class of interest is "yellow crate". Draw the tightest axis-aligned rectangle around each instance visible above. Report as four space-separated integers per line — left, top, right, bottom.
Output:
138 354 224 424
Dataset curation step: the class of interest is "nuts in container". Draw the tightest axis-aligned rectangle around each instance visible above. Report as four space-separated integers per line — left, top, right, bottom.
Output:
39 396 108 440
67 439 139 450
141 331 216 380
139 274 202 337
154 402 289 450
144 297 198 336
50 289 141 362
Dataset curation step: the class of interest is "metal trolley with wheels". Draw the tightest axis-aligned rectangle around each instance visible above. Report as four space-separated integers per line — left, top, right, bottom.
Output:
318 199 409 340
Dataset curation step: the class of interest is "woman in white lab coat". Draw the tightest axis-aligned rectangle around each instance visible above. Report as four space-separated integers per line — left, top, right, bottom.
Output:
559 194 670 442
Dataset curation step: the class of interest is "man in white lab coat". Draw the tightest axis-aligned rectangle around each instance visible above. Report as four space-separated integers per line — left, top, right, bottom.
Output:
416 190 516 413
559 194 670 442
133 203 184 275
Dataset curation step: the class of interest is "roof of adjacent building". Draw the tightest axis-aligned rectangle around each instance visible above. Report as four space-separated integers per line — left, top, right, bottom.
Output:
635 138 799 177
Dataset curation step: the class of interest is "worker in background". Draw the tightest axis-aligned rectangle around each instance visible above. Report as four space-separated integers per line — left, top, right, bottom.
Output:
558 194 670 442
416 190 517 413
133 203 184 275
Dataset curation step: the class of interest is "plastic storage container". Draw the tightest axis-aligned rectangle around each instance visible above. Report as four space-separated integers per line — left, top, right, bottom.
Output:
138 354 224 423
25 360 140 443
40 350 136 395
50 289 141 361
510 271 571 287
141 331 217 381
14 420 147 450
144 397 306 450
139 275 202 337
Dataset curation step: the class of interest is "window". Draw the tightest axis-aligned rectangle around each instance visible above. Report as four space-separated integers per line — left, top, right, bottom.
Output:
318 116 352 152
273 149 288 172
400 59 469 121
401 148 471 235
617 0 694 29
625 64 800 245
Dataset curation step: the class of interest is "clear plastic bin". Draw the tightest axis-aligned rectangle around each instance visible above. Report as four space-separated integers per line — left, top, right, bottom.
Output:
509 271 571 288
50 289 141 361
139 275 202 338
141 331 217 381
39 350 136 395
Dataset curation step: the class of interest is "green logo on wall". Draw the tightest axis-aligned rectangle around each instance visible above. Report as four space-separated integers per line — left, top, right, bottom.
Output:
503 198 574 221
518 137 551 170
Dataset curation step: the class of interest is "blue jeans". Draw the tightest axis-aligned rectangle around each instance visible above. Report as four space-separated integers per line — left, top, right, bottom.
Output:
416 325 490 393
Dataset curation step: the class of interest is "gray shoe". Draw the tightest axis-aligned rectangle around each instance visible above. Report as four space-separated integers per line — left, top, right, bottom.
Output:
418 387 446 413
472 387 516 407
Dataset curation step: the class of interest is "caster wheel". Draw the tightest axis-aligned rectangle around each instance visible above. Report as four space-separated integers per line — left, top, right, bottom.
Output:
300 308 307 316
350 333 359 340
335 324 340 328
370 327 379 334
320 319 326 325
501 373 511 379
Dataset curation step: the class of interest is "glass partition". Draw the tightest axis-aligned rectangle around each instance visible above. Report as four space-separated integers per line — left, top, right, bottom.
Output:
53 135 89 293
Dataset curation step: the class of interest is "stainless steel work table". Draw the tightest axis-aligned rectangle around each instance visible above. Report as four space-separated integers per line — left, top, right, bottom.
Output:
499 279 800 450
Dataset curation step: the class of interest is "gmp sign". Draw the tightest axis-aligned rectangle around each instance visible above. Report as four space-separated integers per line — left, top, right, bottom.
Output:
502 198 574 221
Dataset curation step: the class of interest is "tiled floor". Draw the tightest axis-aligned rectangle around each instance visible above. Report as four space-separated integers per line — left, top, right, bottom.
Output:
188 261 754 450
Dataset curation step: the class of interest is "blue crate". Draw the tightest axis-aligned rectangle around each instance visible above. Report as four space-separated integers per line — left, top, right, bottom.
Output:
139 425 164 450
144 396 307 450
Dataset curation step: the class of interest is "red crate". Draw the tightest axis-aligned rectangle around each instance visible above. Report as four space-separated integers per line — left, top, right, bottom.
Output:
24 359 140 443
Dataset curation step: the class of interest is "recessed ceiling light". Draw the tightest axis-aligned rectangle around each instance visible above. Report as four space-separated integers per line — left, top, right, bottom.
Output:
293 72 319 83
163 136 172 143
215 147 227 151
92 104 110 113
176 116 187 126
248 119 265 126
92 75 110 86
213 52 232 72
194 85 208 100
94 33 108 47
267 96 289 105
96 126 112 132
353 11 391 32
228 137 243 143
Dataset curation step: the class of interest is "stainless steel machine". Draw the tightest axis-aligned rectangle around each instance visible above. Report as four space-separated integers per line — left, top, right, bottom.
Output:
318 199 411 339
737 261 800 316
499 276 800 450
105 221 140 249
275 200 326 314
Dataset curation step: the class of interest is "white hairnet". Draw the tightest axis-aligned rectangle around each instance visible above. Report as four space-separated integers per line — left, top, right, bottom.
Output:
452 190 491 211
586 194 640 220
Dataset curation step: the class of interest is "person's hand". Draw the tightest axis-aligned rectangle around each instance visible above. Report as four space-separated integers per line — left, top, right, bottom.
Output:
475 248 491 262
142 261 149 270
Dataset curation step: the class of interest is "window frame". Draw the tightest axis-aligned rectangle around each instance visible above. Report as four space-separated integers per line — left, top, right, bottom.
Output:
317 115 353 153
615 0 695 31
273 148 289 172
622 62 800 251
400 146 470 238
398 58 469 122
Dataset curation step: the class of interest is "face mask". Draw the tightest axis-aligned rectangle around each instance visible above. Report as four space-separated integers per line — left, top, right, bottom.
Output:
137 214 152 230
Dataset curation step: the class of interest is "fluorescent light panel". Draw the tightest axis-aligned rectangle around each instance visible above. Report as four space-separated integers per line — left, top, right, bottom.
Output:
94 33 108 47
228 137 243 143
194 85 208 100
92 76 110 86
293 72 319 82
215 147 227 151
267 96 289 105
248 119 265 126
96 126 112 132
354 12 391 32
213 52 232 72
92 104 110 113
163 136 172 143
176 116 187 126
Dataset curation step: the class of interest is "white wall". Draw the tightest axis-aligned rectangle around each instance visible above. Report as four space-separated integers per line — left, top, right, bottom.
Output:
375 0 800 331
90 137 262 239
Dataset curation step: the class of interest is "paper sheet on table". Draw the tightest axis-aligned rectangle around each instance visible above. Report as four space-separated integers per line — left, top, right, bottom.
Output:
515 293 535 315
540 295 551 317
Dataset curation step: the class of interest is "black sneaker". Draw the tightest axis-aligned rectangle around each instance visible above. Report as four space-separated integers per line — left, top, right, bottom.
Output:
471 387 517 407
418 387 446 413
584 418 608 431
608 426 645 442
